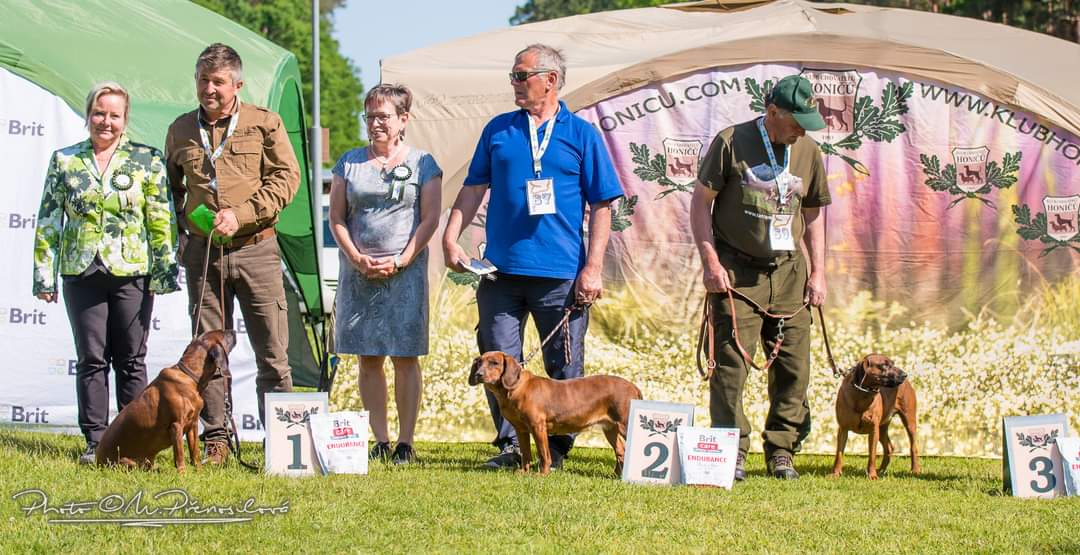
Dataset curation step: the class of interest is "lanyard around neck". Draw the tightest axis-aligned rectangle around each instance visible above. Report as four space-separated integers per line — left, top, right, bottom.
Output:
527 105 559 177
756 117 791 205
198 104 241 167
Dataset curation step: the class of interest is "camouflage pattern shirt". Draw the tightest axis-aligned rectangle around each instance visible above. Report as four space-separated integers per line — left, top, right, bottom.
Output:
33 135 180 295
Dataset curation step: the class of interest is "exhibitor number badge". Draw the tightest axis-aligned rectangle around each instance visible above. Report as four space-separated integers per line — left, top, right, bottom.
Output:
526 178 556 215
770 214 795 251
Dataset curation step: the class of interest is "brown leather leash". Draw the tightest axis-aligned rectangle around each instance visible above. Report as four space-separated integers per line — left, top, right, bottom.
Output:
520 301 591 367
192 230 259 471
696 289 840 380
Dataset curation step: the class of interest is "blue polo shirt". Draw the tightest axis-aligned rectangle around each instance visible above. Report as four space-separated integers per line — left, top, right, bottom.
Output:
463 101 623 279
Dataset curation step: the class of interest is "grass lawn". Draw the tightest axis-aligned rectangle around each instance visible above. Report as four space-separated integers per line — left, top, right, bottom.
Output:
2 429 1077 554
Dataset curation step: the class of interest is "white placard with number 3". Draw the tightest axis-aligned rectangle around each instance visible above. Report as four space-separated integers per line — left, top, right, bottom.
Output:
1002 414 1070 498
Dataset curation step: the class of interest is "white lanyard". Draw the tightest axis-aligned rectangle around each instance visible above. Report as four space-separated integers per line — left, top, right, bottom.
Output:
756 117 791 206
197 105 241 186
527 105 559 177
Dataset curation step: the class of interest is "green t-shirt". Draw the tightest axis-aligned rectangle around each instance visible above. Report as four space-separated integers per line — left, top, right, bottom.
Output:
698 119 830 259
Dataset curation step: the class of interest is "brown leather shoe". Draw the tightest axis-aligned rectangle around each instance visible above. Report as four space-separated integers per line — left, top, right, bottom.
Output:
203 441 229 465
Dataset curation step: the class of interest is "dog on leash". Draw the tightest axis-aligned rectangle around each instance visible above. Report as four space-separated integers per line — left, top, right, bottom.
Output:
830 354 921 480
96 330 237 471
468 351 642 476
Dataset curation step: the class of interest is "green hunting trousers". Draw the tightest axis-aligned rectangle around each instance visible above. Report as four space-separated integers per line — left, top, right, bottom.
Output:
708 247 812 458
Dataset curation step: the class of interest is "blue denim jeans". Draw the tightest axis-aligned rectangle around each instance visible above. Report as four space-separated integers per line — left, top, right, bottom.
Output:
476 273 589 456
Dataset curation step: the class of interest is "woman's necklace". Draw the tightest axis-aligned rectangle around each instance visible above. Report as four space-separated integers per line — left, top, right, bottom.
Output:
371 142 412 201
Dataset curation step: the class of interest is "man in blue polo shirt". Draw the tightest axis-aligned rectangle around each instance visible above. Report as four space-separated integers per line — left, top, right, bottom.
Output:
443 43 624 470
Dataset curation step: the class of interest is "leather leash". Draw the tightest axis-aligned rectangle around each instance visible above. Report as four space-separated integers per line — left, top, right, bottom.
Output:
193 230 259 471
520 301 591 367
696 289 840 380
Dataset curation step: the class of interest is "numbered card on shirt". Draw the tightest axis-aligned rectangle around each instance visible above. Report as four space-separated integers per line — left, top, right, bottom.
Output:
264 392 328 477
1002 414 1070 498
1055 436 1080 497
526 178 556 215
621 400 695 486
769 214 795 251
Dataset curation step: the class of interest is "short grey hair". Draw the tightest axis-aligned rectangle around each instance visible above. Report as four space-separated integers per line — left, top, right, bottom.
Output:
84 81 130 126
516 44 566 91
196 43 244 83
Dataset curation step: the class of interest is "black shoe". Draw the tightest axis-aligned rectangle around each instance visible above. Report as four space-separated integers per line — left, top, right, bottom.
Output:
734 452 746 481
548 449 566 470
483 444 521 469
768 453 799 480
79 442 98 466
391 442 416 465
369 441 391 461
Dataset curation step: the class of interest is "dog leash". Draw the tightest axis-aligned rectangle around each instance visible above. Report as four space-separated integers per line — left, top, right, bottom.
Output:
696 289 840 380
192 230 260 471
520 301 591 367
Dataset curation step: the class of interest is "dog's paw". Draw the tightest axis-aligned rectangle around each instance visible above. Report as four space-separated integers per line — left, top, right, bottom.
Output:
828 471 842 478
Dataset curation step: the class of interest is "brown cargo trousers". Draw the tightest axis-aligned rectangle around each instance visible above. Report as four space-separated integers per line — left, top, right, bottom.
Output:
708 247 813 459
181 233 292 443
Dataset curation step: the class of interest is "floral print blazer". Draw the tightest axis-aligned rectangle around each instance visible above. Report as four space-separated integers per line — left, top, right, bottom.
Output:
33 135 179 294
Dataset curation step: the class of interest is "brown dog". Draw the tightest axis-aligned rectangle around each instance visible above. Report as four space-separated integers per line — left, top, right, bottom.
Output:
831 354 921 479
468 351 642 476
96 330 237 471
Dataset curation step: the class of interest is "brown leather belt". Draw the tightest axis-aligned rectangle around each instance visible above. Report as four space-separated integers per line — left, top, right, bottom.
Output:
190 227 276 249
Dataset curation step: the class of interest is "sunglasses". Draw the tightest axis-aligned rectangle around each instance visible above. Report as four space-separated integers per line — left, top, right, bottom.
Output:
508 69 553 83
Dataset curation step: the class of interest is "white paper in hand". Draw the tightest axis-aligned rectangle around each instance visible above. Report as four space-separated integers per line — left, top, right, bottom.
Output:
308 411 369 475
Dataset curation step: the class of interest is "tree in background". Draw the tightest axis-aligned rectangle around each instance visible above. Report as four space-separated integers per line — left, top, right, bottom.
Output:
511 0 670 24
193 0 364 162
819 0 1078 42
511 0 1078 43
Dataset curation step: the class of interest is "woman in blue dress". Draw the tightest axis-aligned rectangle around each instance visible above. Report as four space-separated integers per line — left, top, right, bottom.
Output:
328 84 441 465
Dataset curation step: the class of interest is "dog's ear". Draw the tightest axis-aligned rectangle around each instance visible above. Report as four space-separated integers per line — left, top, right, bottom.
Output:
468 356 481 385
209 342 230 376
500 354 521 390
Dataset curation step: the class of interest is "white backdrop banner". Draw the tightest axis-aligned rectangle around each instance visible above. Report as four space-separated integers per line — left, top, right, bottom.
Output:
0 67 266 442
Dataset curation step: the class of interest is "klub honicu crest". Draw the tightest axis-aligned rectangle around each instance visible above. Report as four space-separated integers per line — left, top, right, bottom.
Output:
1013 195 1080 256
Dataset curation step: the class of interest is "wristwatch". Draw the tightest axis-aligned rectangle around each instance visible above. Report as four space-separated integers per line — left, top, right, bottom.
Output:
393 254 402 271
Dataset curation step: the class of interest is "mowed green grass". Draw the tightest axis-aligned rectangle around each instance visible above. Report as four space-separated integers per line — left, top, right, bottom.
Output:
2 429 1077 554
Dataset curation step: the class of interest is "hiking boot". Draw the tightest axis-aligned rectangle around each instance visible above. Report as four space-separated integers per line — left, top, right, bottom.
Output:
369 441 392 462
79 442 98 465
734 452 746 481
484 444 521 469
768 453 799 480
391 442 416 465
203 440 229 465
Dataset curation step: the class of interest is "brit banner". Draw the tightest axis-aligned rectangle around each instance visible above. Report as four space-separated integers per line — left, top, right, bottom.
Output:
0 67 267 441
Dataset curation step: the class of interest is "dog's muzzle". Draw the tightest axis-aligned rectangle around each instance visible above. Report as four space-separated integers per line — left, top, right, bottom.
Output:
468 369 481 386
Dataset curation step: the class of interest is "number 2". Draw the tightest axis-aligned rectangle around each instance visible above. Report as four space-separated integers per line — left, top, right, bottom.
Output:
641 442 669 479
1029 456 1056 493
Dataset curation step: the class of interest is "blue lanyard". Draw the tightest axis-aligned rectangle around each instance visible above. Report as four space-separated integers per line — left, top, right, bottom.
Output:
756 117 791 206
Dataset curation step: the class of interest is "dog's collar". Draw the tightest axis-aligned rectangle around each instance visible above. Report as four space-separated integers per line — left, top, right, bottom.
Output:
850 366 879 394
175 361 203 386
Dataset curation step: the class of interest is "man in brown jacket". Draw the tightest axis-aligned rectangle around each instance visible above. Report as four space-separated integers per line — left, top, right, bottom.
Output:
165 43 300 464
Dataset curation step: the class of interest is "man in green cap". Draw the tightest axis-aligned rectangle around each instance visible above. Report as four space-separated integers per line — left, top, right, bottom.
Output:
689 74 830 481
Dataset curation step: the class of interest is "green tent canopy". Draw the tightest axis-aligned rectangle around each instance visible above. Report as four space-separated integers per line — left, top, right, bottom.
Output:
0 0 327 387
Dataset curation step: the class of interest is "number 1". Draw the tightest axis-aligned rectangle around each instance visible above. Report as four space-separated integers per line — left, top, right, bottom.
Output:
287 433 308 470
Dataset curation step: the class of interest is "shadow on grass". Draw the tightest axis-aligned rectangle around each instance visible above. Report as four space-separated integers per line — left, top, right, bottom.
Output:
0 429 81 461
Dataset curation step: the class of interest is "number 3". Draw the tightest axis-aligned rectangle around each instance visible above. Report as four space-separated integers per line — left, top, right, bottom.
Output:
1029 456 1057 493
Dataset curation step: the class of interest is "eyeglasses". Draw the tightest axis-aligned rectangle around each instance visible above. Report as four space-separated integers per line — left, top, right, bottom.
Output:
363 112 396 124
508 69 553 83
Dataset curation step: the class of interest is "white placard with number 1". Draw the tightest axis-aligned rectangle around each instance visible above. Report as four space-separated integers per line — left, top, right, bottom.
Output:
264 392 328 477
621 400 695 485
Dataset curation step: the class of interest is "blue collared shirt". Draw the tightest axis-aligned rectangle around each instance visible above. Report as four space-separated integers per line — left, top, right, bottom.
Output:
464 100 623 279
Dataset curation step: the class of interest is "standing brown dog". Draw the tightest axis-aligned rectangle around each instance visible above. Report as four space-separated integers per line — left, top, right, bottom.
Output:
95 330 237 471
468 351 642 476
831 354 921 479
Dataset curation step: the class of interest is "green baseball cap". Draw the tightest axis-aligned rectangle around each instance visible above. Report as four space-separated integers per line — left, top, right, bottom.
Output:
769 75 827 132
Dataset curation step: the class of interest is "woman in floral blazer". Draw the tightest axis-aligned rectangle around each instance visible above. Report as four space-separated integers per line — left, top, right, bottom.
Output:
32 82 179 465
